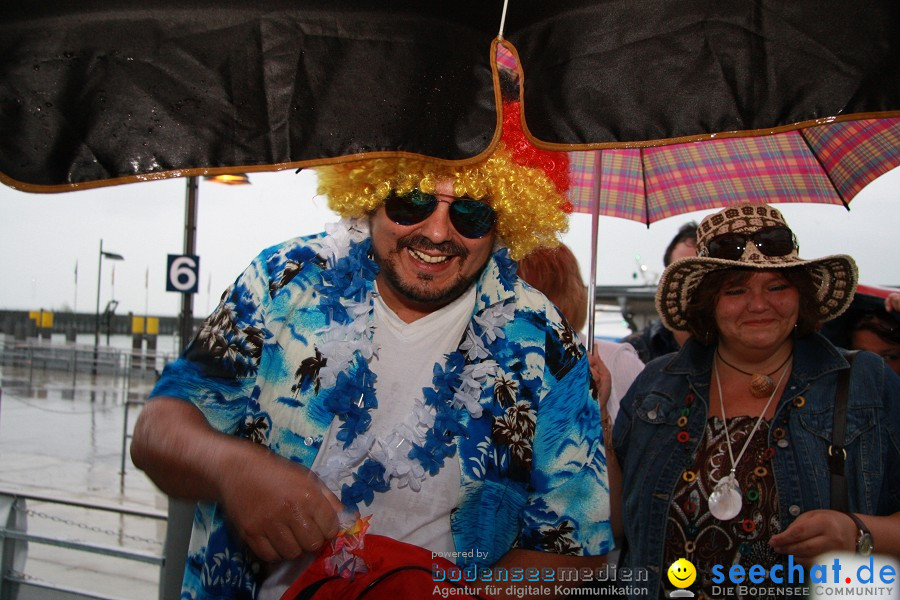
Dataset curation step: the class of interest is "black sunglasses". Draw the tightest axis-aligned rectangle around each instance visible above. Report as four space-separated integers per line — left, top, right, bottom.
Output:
701 226 797 261
384 189 496 239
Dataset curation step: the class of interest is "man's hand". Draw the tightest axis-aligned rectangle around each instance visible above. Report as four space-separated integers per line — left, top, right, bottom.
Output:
131 396 344 562
219 451 344 562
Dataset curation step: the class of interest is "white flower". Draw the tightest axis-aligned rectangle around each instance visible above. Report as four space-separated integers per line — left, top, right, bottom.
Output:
345 218 369 244
414 402 436 430
453 389 483 419
459 328 489 360
322 218 365 262
370 434 426 492
318 433 374 490
473 313 504 343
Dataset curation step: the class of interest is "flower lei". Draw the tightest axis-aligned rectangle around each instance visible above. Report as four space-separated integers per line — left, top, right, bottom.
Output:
312 219 515 511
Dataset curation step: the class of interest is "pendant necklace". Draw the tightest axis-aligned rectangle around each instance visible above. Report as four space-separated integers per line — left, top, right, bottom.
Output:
716 350 792 398
707 352 791 521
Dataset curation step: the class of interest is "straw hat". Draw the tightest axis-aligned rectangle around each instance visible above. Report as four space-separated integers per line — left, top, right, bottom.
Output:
657 203 858 331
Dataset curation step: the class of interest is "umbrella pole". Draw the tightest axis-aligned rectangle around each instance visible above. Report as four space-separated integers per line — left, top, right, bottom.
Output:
497 0 510 39
586 151 602 354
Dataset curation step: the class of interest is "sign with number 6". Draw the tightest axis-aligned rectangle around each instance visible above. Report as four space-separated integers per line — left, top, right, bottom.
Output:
167 254 200 293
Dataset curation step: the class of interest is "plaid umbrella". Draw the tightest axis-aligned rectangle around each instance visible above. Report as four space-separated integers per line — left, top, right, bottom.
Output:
567 117 900 221
566 119 900 341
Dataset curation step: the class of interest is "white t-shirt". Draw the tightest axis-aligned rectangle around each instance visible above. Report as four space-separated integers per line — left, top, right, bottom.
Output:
316 285 475 551
593 339 645 424
260 285 475 599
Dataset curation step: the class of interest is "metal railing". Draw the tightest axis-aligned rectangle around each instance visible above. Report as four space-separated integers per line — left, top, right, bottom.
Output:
0 336 188 600
0 339 176 383
0 488 167 600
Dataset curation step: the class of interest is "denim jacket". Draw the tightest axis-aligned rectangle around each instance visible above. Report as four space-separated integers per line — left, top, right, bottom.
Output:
612 333 900 598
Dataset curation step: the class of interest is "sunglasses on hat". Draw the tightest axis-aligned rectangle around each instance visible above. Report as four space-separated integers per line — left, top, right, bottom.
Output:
384 189 496 239
700 226 797 261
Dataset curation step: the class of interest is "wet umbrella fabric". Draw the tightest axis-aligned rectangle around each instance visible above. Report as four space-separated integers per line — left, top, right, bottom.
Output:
503 0 900 147
0 1 501 189
2 0 899 190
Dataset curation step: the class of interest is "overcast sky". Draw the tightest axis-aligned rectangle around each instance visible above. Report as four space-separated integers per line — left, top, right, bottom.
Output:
1 166 897 319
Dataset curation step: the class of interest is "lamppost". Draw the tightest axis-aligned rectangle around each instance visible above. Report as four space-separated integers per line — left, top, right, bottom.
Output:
176 174 250 351
93 239 124 374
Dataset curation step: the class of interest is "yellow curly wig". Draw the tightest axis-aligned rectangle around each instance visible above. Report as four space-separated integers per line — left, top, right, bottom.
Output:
315 143 569 260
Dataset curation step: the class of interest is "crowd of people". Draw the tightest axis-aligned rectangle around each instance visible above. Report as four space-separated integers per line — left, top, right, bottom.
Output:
130 106 899 600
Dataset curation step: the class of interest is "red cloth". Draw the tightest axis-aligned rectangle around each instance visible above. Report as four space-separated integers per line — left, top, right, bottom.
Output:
280 535 492 600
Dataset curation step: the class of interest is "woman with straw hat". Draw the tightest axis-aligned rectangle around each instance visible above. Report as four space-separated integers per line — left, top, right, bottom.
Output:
612 203 900 598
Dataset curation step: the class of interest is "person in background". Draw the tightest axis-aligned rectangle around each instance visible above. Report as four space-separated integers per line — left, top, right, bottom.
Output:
614 203 900 599
850 307 900 374
623 221 698 363
821 290 900 375
130 102 612 600
886 291 900 313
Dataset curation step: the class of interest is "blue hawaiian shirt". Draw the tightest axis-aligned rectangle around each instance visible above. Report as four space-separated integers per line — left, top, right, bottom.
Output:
152 229 612 599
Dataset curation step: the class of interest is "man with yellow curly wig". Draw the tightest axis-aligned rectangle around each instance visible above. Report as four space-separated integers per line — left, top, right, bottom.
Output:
131 102 613 600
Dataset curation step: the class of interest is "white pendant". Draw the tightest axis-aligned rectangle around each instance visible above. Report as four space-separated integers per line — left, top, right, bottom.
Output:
708 474 742 520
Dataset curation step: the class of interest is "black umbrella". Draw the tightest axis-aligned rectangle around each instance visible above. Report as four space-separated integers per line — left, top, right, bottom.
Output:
504 0 900 147
1 0 899 190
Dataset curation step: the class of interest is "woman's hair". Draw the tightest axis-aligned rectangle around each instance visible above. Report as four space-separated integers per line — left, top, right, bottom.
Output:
517 244 587 331
682 267 821 345
852 311 900 345
663 222 698 267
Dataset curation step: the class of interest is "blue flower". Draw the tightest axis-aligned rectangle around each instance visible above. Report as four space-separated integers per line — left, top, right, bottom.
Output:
335 409 372 447
434 408 467 439
432 353 464 390
340 460 389 508
423 387 443 408
317 294 349 325
409 440 445 476
342 272 369 302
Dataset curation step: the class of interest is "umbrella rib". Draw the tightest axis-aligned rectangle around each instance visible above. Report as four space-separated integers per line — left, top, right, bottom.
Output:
797 129 851 211
641 147 651 227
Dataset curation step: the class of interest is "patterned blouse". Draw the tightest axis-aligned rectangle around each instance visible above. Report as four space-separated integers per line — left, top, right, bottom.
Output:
663 416 781 599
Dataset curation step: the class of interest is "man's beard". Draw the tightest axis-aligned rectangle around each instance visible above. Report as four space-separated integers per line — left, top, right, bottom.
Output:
373 234 484 308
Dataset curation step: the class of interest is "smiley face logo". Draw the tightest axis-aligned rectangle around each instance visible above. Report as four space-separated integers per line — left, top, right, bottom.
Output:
667 558 697 589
